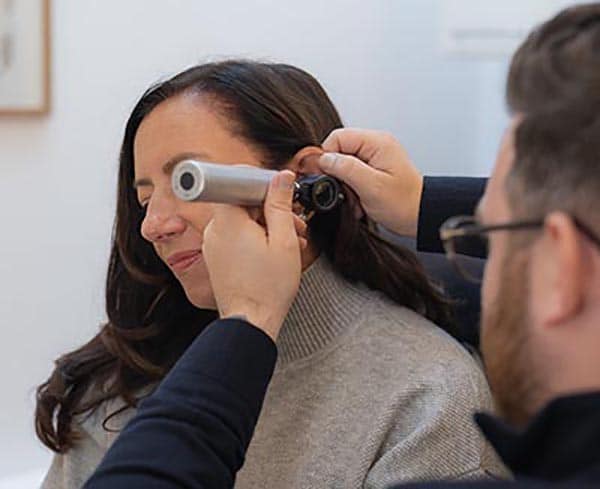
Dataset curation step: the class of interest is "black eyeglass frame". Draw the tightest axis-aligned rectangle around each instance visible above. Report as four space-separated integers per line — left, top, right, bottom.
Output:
440 215 600 283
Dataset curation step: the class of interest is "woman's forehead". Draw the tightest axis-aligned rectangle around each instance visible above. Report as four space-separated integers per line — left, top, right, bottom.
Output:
135 96 223 149
132 96 261 176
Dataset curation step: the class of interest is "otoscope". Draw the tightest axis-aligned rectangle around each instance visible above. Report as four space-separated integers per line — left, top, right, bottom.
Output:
171 160 344 213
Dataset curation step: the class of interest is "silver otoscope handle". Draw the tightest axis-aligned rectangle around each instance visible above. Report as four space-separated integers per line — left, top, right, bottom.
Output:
171 160 278 206
172 159 345 212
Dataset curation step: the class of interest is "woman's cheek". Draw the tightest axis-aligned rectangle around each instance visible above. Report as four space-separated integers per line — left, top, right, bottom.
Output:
179 259 217 309
179 203 215 234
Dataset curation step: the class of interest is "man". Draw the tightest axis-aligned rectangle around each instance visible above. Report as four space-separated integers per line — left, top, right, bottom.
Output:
85 4 600 488
401 100 600 488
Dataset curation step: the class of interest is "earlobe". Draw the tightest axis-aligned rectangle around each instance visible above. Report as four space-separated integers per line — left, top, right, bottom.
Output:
287 146 324 175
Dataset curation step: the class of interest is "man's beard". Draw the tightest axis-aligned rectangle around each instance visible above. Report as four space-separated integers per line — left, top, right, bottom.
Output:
481 248 543 428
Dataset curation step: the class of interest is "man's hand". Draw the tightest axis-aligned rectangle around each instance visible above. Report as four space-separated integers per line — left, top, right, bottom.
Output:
201 171 302 341
317 128 423 237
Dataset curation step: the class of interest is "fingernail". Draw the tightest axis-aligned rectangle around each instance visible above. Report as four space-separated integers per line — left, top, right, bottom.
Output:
319 153 337 170
279 171 295 189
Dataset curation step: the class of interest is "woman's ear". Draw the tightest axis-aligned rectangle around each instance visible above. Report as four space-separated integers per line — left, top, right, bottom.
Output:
287 146 323 175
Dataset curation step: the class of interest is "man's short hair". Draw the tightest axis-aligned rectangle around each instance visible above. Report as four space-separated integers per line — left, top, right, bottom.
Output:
504 3 600 238
507 3 600 114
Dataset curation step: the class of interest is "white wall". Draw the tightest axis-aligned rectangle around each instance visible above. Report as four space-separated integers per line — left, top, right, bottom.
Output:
0 0 565 482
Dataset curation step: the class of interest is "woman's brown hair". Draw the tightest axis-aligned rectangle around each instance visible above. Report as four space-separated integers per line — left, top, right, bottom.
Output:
35 60 451 453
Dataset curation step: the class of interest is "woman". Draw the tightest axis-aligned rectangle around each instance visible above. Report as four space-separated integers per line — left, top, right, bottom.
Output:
37 60 507 488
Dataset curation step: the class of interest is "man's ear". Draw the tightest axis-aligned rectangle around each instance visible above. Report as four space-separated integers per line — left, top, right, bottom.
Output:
286 146 323 175
537 212 587 327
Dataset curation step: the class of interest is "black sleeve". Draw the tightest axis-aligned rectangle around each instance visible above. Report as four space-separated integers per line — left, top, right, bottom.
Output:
84 318 277 489
417 176 487 255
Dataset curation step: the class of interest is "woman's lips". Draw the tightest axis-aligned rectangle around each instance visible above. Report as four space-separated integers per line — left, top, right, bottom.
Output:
167 250 202 273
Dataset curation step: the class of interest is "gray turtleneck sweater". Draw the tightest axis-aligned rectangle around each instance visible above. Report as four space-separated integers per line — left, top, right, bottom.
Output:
42 257 508 488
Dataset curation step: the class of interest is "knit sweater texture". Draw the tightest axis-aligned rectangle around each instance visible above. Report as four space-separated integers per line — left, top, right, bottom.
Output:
41 257 509 488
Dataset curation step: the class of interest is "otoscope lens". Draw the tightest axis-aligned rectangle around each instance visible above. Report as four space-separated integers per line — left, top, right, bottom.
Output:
180 172 195 191
313 180 336 209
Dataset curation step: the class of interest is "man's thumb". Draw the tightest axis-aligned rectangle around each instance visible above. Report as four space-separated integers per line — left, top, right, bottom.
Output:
317 152 376 192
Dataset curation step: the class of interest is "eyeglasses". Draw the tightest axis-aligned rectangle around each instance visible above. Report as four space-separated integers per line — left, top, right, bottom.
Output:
439 215 600 283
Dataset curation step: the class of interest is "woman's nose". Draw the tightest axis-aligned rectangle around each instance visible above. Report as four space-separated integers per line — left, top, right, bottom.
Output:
141 194 187 243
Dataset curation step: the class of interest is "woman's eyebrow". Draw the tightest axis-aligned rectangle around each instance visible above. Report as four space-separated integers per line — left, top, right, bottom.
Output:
133 151 211 189
133 178 152 189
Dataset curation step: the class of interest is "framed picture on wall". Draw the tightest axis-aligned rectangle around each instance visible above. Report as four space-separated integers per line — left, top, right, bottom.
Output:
0 0 50 115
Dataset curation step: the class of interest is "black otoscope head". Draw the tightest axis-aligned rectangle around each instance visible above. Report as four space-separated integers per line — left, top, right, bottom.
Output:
293 175 345 213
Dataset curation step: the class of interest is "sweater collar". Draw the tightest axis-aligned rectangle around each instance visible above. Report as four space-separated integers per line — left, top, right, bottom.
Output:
476 391 600 481
276 256 373 365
